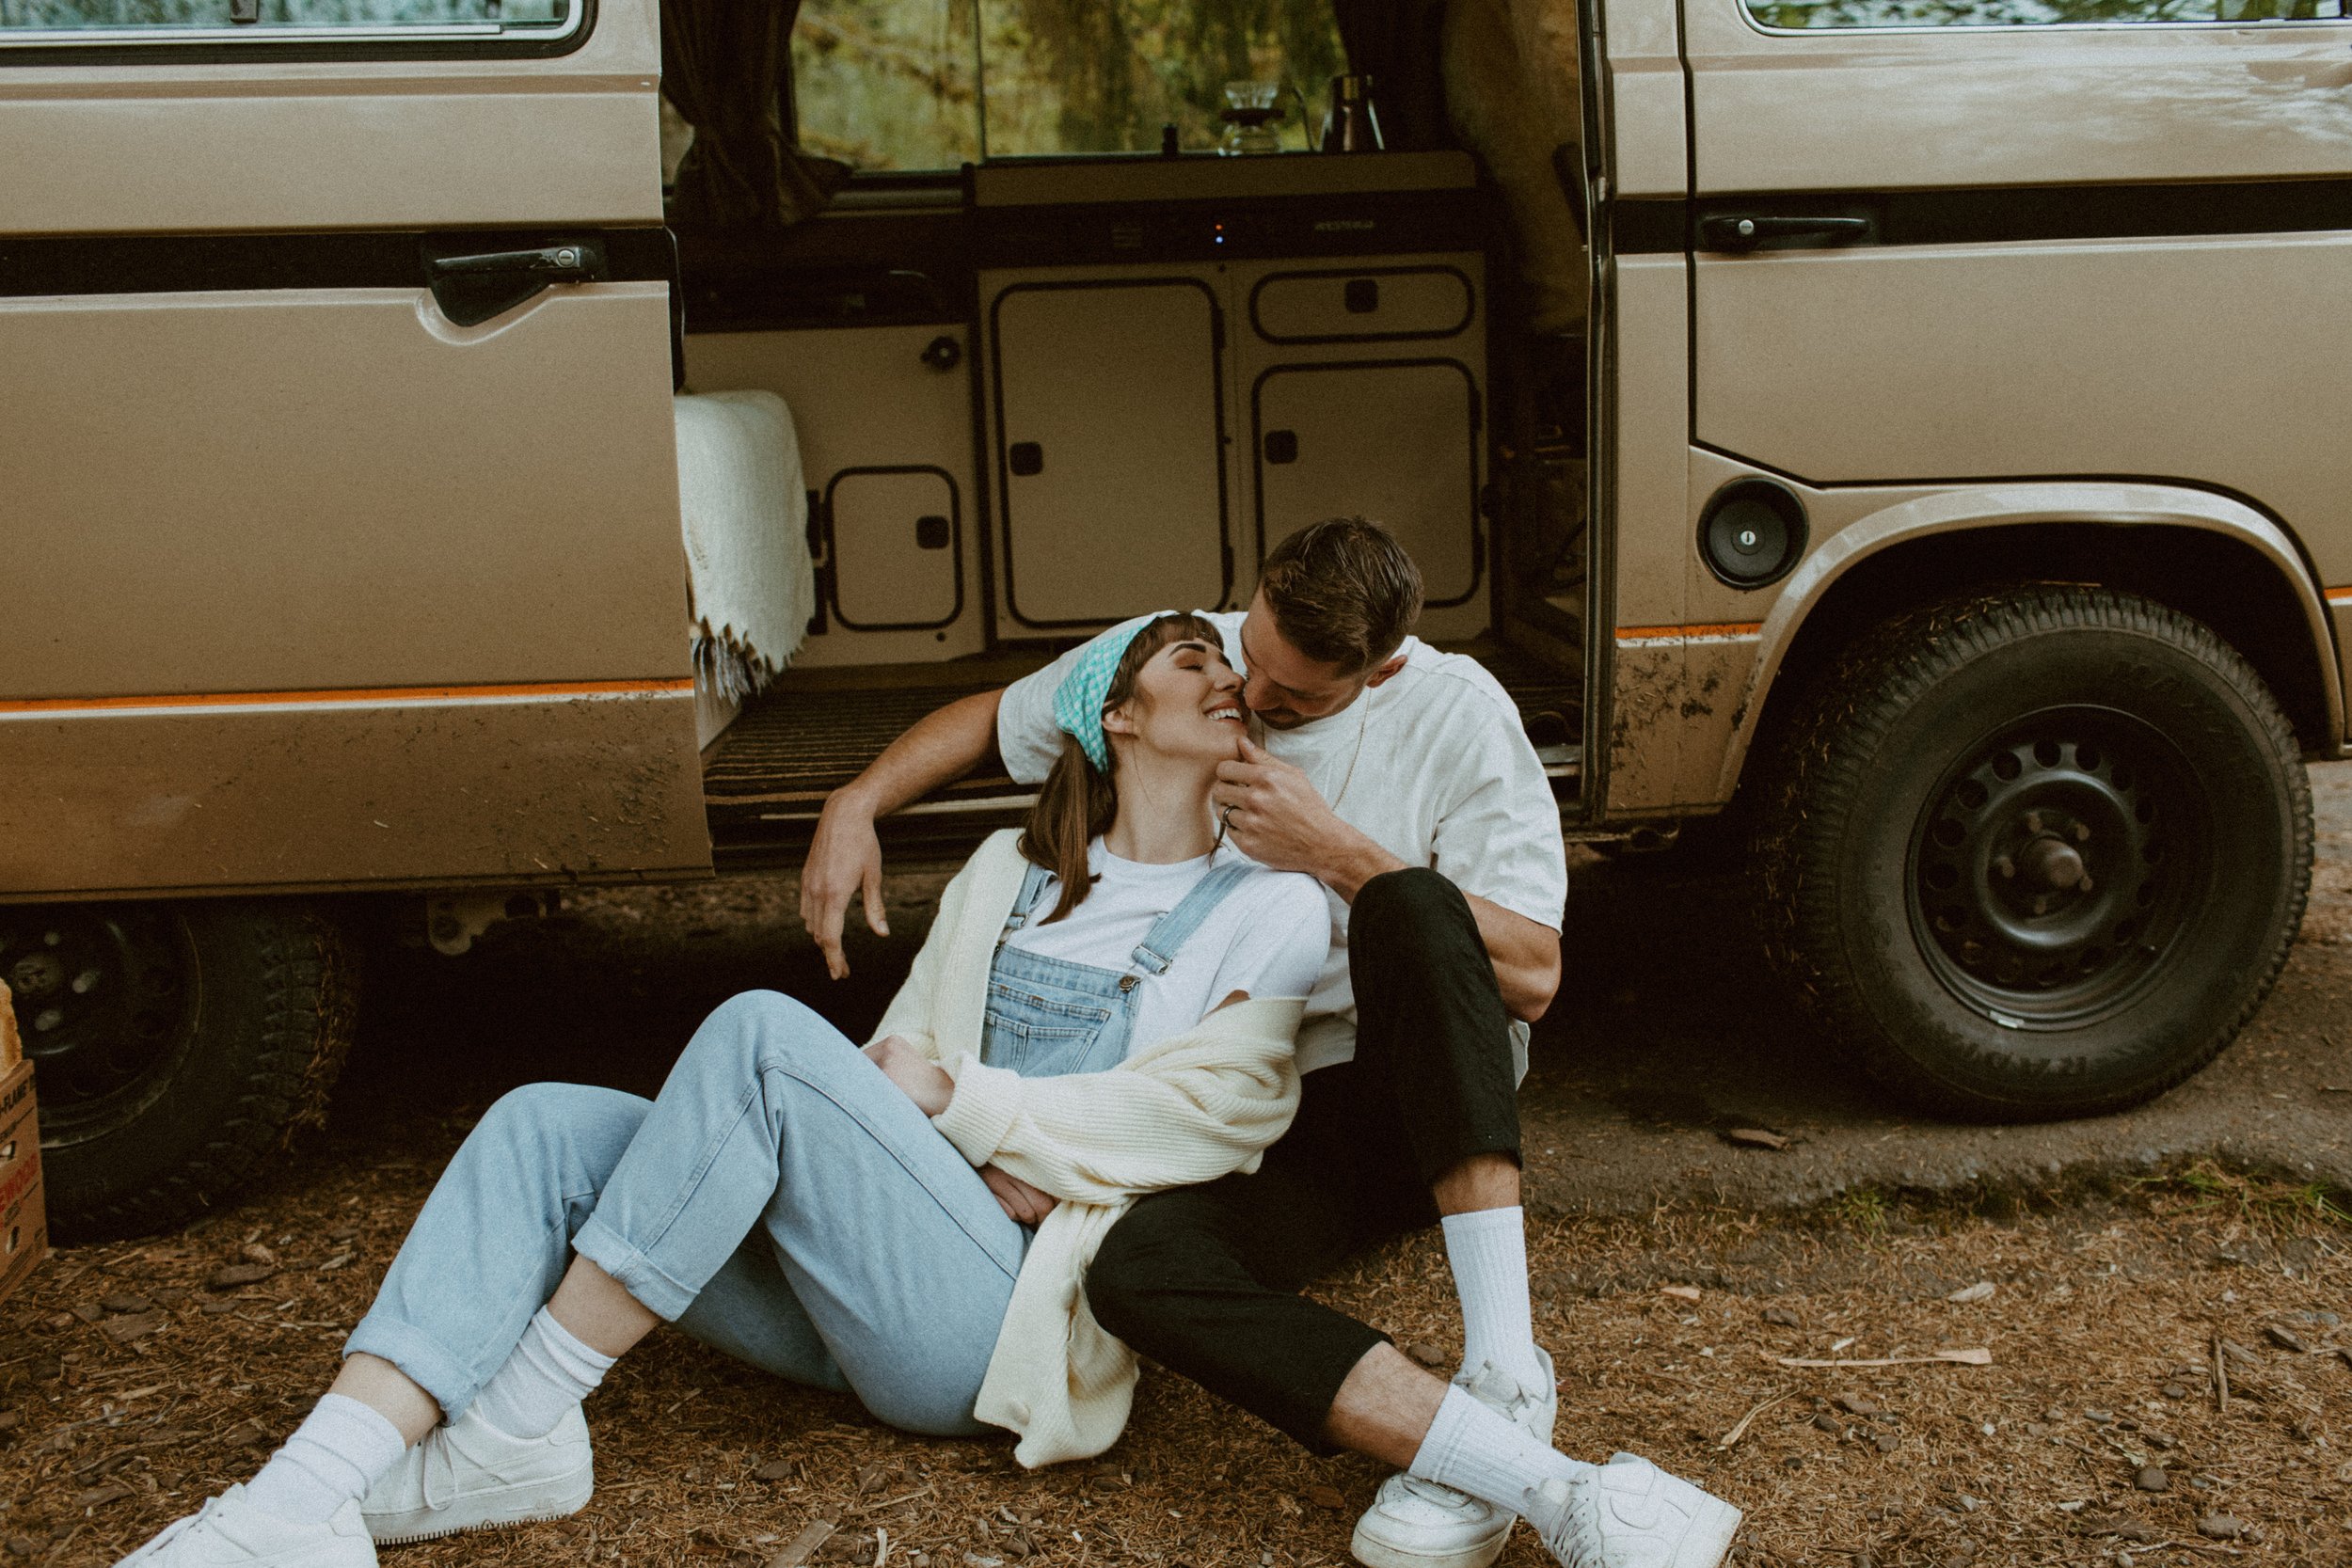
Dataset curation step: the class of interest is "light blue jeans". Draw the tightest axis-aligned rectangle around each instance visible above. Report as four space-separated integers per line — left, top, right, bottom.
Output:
345 992 1028 1436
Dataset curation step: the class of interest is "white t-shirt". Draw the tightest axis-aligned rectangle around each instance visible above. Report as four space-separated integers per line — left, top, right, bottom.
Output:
1002 840 1330 1057
997 610 1569 1078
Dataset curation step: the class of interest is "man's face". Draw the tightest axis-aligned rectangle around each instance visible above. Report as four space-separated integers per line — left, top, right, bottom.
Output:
1234 592 1379 731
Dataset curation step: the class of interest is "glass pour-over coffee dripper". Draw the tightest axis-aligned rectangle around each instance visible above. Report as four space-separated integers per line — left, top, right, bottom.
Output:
1219 81 1285 156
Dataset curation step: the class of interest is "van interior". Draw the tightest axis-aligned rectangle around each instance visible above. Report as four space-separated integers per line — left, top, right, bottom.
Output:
664 0 1593 863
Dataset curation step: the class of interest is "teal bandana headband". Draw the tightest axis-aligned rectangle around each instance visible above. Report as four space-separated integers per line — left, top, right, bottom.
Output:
1054 620 1153 775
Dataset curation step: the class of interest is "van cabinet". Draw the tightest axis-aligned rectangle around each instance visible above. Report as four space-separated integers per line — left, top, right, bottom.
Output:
1232 258 1486 641
975 154 1488 641
1252 358 1482 611
685 323 986 668
985 275 1232 629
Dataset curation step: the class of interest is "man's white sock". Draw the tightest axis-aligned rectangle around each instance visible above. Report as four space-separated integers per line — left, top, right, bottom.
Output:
1440 1206 1547 1392
470 1306 618 1439
245 1392 406 1526
1409 1385 1588 1518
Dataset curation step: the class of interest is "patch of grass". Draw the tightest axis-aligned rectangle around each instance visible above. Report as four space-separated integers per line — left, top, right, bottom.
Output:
1831 1184 1888 1236
2126 1159 2352 1233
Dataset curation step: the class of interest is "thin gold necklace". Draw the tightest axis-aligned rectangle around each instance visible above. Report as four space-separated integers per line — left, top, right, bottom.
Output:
1327 693 1372 813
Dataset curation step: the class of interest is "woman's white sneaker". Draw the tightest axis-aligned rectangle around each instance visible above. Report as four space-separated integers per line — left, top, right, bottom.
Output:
1349 1349 1558 1568
359 1402 593 1544
1526 1454 1740 1568
114 1487 375 1567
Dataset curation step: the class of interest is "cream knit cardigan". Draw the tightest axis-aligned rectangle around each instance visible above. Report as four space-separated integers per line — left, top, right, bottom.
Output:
866 829 1306 1467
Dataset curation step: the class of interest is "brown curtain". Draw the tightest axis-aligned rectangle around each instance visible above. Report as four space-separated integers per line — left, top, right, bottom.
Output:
662 0 852 230
1331 0 1455 151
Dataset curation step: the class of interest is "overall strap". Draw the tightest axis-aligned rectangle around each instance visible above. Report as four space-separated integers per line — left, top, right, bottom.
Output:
1129 860 1257 976
999 861 1057 941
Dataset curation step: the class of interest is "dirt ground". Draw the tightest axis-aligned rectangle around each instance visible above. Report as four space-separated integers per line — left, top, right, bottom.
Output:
2 1155 2345 1567
4 766 2349 1567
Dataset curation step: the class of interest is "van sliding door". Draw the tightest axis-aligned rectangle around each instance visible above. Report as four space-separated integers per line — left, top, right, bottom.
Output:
0 0 707 898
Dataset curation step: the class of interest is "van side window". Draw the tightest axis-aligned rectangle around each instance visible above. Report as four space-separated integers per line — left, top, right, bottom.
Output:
790 0 1344 171
1 0 572 40
791 0 982 171
1749 0 2345 26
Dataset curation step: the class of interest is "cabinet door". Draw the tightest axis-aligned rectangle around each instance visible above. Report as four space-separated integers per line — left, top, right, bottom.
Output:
990 277 1231 628
829 467 963 630
1253 360 1482 607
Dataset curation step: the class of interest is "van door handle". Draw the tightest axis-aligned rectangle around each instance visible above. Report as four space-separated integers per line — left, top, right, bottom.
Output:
422 241 608 325
1697 214 1871 253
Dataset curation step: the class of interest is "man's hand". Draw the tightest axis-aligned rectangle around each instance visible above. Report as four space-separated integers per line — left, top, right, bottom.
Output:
1212 738 1402 897
797 688 1008 978
802 793 889 980
979 1164 1057 1226
863 1035 953 1117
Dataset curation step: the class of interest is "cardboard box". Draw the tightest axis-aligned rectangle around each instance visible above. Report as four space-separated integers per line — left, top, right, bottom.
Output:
0 983 47 1307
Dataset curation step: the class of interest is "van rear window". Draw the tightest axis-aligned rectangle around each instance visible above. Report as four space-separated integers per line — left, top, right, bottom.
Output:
0 0 575 44
790 0 1345 172
1749 0 2344 25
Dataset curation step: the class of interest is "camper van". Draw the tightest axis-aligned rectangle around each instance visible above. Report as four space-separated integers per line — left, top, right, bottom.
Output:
4 0 2344 1237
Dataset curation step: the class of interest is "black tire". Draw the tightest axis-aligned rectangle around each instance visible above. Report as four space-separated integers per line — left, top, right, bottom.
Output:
1750 585 2312 1120
3 899 358 1240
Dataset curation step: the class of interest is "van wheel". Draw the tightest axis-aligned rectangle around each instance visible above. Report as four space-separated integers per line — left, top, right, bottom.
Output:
1751 585 2312 1120
3 900 358 1240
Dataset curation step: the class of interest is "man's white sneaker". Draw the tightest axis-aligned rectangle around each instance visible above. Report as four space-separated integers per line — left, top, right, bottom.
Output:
115 1487 375 1567
359 1402 593 1544
1526 1453 1740 1568
1349 1348 1557 1568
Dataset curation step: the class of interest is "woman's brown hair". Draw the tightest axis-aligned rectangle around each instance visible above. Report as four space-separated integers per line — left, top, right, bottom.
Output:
1018 612 1227 923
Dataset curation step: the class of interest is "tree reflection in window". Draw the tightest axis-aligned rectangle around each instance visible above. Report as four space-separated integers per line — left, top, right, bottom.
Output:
791 0 1344 172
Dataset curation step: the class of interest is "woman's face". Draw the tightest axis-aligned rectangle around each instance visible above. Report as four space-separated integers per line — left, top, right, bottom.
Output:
1105 637 1247 766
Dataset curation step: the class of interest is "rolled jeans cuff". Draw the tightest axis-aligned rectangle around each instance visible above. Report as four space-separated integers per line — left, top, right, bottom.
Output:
572 1212 701 1323
344 1313 488 1426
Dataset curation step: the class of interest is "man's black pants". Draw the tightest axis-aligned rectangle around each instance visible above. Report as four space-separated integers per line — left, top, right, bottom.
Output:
1087 866 1523 1450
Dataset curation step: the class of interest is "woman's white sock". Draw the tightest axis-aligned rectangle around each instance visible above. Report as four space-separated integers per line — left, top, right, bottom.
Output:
1440 1206 1547 1393
244 1392 406 1526
1409 1385 1588 1516
471 1306 617 1439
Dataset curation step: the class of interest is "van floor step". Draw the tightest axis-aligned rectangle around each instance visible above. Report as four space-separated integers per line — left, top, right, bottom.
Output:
706 648 1582 865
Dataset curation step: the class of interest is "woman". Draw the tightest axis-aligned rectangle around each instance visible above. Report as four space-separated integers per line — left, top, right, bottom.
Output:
120 614 1330 1568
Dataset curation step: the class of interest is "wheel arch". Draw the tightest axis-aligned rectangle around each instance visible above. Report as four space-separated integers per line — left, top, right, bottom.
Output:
1717 483 2343 802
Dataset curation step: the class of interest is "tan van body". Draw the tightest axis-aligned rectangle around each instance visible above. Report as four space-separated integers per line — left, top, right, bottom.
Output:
4 0 2344 1233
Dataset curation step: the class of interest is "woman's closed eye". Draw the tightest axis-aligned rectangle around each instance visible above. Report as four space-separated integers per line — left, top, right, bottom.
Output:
1168 641 1235 677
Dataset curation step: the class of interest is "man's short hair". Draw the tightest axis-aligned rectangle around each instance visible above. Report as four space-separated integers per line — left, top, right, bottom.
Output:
1259 517 1424 675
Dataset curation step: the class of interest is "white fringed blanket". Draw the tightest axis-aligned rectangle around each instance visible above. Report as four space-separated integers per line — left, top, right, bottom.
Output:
674 389 815 714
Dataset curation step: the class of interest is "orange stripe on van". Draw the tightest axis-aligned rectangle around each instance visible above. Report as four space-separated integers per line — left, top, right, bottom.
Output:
2327 587 2352 607
0 677 695 715
1613 622 1764 641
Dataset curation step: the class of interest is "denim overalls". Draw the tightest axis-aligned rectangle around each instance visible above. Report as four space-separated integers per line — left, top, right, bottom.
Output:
346 853 1263 1443
982 857 1255 1076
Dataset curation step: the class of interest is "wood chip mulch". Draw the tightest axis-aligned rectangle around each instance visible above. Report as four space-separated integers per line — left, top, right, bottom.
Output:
1 1117 2346 1568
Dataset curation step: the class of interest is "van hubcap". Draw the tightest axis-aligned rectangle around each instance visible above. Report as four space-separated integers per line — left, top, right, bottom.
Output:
1906 710 2207 1028
0 909 197 1122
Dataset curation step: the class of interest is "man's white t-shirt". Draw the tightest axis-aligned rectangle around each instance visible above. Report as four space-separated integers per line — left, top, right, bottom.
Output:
1002 841 1330 1056
997 610 1569 1077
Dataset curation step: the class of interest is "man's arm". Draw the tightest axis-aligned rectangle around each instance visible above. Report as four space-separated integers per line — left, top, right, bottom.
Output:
799 688 1002 978
1211 740 1564 1022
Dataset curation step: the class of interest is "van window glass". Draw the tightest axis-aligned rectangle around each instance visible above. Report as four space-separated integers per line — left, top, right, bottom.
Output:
978 0 1345 158
1749 0 2344 25
790 0 983 171
1 0 564 32
788 0 1346 171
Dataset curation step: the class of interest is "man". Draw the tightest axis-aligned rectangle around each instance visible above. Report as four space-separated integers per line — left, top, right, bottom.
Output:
802 519 1739 1568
